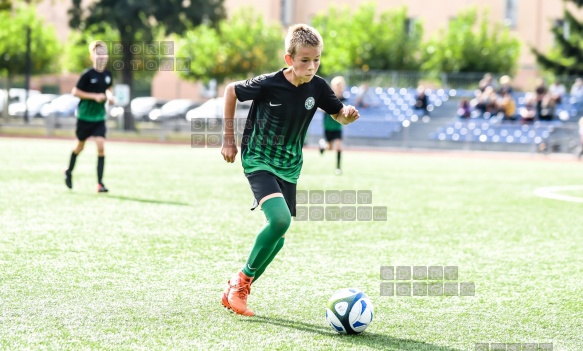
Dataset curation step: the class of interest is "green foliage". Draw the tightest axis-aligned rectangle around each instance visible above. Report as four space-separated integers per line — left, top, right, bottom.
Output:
312 4 423 76
421 8 520 74
64 24 120 74
532 0 583 76
0 4 61 76
68 0 226 87
0 0 12 11
68 0 226 37
64 23 166 82
177 9 283 83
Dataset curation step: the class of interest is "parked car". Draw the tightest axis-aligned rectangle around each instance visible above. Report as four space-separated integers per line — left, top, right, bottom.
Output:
40 94 80 118
9 94 57 118
1 88 41 110
148 99 200 121
131 97 167 121
185 97 251 121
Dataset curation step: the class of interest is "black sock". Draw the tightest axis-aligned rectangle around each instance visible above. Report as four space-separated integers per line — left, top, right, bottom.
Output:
67 152 78 173
97 156 105 184
336 151 341 169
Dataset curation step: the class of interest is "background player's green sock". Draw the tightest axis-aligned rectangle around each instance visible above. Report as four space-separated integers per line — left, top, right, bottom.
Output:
252 237 285 283
242 197 291 278
337 151 341 169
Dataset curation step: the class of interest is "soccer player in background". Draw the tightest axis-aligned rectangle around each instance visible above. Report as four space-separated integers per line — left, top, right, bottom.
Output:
220 24 360 316
319 76 347 175
64 40 115 193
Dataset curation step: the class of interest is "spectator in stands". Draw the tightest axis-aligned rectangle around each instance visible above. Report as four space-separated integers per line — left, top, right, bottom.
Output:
539 93 556 121
534 78 547 119
548 78 566 104
457 98 471 119
519 93 537 124
578 116 583 160
472 86 498 118
570 78 583 101
479 73 497 92
497 90 517 122
355 83 371 108
498 75 513 95
414 85 429 116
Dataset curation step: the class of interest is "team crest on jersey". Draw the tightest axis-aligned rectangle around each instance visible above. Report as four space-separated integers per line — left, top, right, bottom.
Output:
305 97 315 110
105 76 111 84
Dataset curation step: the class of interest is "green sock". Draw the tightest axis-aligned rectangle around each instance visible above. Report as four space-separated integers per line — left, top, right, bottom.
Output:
253 237 285 283
242 197 291 278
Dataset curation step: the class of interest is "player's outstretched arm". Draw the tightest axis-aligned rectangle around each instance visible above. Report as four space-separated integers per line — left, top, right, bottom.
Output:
332 105 360 125
221 83 238 163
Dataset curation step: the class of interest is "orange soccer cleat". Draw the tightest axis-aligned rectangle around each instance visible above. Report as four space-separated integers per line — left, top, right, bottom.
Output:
226 271 255 316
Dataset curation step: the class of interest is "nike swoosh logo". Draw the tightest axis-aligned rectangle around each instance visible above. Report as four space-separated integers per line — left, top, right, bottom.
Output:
269 102 282 106
246 264 257 271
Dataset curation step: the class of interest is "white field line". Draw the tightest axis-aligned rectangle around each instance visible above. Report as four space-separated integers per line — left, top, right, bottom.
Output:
533 185 583 203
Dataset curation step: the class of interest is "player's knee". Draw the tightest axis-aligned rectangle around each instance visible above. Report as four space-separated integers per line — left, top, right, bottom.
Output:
269 211 291 234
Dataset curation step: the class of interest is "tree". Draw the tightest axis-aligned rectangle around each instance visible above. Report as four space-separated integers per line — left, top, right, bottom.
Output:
311 4 423 76
177 9 283 85
65 24 121 74
0 0 12 11
68 0 226 129
421 8 520 74
532 0 583 76
0 4 60 116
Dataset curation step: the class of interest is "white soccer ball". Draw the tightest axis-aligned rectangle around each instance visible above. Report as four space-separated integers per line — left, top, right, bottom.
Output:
325 288 374 334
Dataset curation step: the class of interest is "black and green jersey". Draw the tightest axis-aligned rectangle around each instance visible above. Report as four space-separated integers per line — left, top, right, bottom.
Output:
324 96 345 132
235 68 343 184
75 68 113 122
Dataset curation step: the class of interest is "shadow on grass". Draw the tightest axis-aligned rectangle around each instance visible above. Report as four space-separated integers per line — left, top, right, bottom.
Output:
70 192 191 206
244 315 464 351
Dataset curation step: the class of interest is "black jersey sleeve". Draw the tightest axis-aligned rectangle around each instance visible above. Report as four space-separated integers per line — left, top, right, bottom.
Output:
318 80 344 115
234 74 270 102
75 69 91 91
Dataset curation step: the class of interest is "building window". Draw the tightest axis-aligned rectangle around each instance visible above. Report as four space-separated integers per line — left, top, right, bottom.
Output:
504 0 518 28
405 17 417 36
281 0 294 26
553 18 570 41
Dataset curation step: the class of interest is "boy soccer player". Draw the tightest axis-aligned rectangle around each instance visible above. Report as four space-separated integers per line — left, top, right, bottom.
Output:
220 24 360 316
319 76 347 175
64 40 115 193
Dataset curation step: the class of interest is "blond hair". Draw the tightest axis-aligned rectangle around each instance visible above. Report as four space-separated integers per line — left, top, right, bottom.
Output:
331 76 346 89
89 40 108 55
285 24 323 58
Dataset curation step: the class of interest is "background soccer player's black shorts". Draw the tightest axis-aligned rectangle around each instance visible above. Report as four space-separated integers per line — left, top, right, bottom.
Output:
245 170 296 216
325 130 342 142
76 120 106 141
